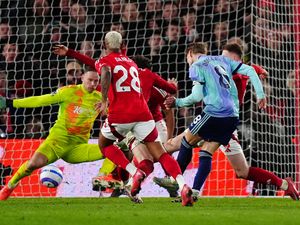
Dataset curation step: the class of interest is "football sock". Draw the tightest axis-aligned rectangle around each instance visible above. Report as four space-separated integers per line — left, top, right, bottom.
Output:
8 161 33 188
158 152 182 183
246 167 283 189
192 150 212 191
137 159 154 176
175 174 185 191
125 163 137 176
176 136 193 173
98 158 116 176
102 145 135 175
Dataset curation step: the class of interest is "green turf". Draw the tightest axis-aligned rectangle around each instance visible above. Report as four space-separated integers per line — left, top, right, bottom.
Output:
0 198 299 225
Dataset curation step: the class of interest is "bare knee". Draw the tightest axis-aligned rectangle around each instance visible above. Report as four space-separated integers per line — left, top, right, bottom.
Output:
235 167 249 179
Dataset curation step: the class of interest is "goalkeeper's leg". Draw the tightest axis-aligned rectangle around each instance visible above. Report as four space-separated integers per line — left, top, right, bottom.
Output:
0 148 58 200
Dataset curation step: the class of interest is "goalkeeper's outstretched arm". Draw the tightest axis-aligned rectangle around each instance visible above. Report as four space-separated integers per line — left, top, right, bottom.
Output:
0 93 62 109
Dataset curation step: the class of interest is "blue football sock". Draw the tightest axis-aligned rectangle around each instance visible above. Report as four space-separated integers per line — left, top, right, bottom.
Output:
192 150 212 191
176 136 193 174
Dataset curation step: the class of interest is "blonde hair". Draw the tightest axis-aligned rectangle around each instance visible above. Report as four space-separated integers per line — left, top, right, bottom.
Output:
105 31 122 50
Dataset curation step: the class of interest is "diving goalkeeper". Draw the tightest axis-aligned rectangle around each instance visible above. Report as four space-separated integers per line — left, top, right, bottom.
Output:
0 71 104 200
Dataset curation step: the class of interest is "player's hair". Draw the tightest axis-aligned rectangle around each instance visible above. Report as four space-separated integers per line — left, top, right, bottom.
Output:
105 31 122 50
222 43 243 58
186 42 208 55
131 55 151 69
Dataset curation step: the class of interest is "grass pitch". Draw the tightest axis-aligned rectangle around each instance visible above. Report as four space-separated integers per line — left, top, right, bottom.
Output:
0 198 299 225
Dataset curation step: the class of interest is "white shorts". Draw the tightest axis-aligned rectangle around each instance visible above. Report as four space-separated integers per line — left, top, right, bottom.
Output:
155 119 168 143
219 130 243 156
101 119 160 142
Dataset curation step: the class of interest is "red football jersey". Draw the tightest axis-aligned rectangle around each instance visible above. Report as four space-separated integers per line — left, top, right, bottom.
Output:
138 68 177 102
233 64 265 105
148 87 167 122
95 52 152 123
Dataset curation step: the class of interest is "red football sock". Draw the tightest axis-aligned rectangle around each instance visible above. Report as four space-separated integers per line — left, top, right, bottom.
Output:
117 167 129 182
101 145 130 170
247 167 283 188
158 153 181 179
137 159 154 176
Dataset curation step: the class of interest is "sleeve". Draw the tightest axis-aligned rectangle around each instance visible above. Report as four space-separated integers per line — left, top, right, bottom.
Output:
189 65 205 83
175 82 204 107
235 64 265 99
152 71 177 94
13 87 67 108
95 58 109 75
152 87 167 109
251 64 265 75
66 49 96 69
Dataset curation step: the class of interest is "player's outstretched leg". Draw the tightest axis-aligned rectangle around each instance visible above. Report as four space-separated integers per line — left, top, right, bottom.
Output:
0 161 34 200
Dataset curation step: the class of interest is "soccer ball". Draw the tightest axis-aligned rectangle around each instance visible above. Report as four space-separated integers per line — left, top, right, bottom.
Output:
40 165 63 188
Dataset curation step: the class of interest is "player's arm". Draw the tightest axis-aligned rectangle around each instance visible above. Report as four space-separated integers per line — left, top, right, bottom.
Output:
164 82 203 108
251 64 268 80
152 72 177 94
175 82 203 107
230 60 267 109
53 45 96 69
163 108 175 139
153 87 175 139
0 92 62 109
99 65 111 115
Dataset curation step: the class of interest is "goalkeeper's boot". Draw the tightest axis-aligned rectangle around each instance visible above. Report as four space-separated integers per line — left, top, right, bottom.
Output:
131 169 146 197
172 189 199 203
181 184 194 207
284 177 299 200
153 176 179 197
0 185 14 200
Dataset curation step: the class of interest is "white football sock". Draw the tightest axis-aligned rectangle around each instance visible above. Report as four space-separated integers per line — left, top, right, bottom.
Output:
125 163 137 176
175 174 185 192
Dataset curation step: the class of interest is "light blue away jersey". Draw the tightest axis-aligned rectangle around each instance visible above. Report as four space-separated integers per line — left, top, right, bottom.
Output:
189 55 265 117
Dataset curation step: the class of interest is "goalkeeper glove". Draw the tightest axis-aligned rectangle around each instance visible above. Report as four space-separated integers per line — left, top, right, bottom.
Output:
0 96 6 109
0 96 13 109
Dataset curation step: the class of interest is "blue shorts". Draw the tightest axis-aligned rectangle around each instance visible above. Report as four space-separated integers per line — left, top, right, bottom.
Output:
188 113 239 145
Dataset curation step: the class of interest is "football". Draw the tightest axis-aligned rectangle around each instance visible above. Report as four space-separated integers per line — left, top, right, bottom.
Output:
40 165 63 188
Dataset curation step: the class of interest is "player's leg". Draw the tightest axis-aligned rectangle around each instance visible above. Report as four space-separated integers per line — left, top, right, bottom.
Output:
99 120 144 194
227 153 299 200
223 132 299 200
132 143 154 177
0 140 59 200
187 115 238 199
163 131 185 154
134 120 193 206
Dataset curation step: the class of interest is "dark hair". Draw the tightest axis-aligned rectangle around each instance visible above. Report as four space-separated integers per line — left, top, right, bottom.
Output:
131 55 151 69
186 42 208 55
222 43 243 58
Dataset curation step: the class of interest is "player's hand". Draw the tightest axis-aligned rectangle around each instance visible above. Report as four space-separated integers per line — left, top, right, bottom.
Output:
52 45 68 56
257 97 267 110
0 96 7 109
167 78 178 88
164 96 176 109
99 101 108 116
259 68 268 80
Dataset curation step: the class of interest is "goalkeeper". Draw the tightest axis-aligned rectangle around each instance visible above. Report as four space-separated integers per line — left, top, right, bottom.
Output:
0 71 105 200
